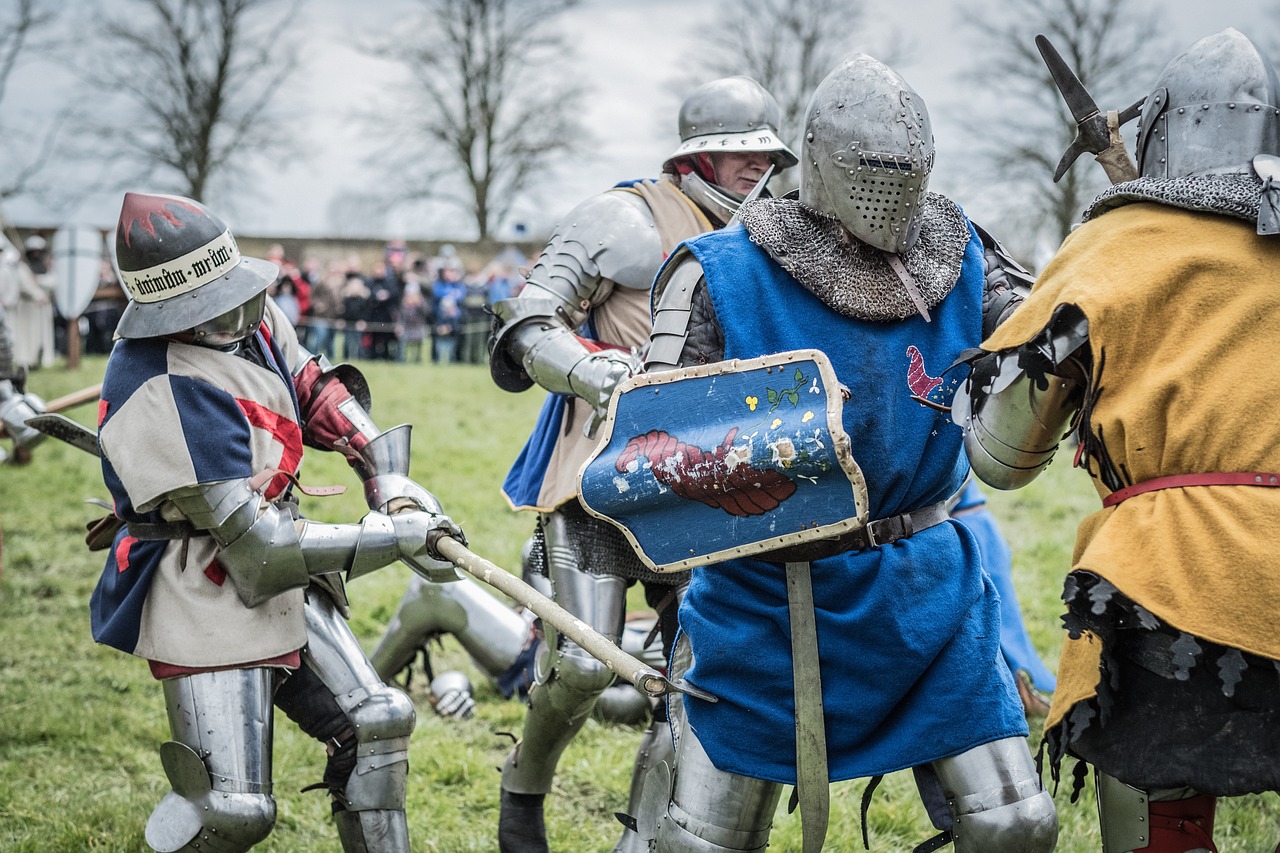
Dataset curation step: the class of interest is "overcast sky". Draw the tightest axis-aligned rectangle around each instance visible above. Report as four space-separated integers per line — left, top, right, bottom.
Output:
3 0 1267 241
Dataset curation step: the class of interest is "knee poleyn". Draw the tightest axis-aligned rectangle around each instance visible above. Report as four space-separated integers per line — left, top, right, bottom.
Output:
147 788 276 853
339 686 416 813
950 788 1058 853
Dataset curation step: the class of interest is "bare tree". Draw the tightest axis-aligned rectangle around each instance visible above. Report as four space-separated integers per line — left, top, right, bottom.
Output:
683 0 908 193
76 0 303 206
366 0 588 241
692 0 865 152
956 0 1167 256
0 0 67 203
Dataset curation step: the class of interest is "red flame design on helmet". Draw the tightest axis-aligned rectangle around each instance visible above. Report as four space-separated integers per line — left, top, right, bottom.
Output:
118 193 206 249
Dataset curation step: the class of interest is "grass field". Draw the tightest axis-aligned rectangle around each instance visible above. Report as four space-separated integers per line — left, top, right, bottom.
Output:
1 355 1276 852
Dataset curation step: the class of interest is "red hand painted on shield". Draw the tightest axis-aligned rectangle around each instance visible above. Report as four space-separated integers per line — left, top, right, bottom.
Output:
906 345 942 397
616 427 797 517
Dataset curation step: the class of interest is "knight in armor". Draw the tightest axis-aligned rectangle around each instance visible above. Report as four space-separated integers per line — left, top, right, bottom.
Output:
478 76 797 852
954 29 1280 853
92 192 464 853
0 232 47 464
636 54 1058 852
368 538 665 726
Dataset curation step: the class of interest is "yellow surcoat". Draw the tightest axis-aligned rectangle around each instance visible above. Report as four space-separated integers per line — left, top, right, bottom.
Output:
983 202 1280 728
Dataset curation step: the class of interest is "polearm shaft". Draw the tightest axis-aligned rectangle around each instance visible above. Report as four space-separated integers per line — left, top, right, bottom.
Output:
433 535 715 703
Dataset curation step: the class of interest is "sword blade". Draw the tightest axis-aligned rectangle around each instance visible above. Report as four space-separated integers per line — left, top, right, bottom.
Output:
25 413 100 457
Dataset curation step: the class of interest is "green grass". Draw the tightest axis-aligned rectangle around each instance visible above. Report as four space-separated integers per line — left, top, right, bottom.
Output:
1 356 1277 851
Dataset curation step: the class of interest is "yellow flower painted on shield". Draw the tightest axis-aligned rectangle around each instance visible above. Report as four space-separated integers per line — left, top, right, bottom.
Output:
746 395 758 411
802 411 815 423
771 418 782 429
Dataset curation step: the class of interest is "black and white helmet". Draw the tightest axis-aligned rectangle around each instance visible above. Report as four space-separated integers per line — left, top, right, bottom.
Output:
1136 28 1280 180
113 192 277 342
799 54 934 253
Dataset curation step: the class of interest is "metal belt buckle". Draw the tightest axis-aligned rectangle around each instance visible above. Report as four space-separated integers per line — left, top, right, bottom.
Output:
866 512 912 548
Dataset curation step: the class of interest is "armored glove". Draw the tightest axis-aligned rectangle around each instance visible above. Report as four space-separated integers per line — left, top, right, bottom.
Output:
429 671 476 719
389 508 466 583
0 379 45 454
568 348 643 437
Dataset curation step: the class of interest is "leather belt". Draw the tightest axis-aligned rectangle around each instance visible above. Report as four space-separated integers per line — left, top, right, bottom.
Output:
1102 472 1280 508
857 500 951 549
127 519 207 541
767 499 951 563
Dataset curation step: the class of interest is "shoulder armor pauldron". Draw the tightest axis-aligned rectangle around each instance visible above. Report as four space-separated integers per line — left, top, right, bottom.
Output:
526 190 663 296
647 247 721 371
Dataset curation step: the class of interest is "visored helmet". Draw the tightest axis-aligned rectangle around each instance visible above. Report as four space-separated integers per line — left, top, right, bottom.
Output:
113 192 277 341
799 54 934 253
1136 28 1280 179
663 76 798 172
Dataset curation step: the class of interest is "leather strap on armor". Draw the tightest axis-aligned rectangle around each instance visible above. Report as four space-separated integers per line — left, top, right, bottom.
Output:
1102 472 1280 507
767 499 950 563
785 560 829 853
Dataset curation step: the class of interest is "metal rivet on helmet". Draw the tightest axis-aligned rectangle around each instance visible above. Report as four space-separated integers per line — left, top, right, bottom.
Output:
799 54 934 253
1136 28 1280 179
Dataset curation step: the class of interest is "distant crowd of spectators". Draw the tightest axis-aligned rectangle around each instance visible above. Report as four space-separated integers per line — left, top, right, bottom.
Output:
5 235 527 368
265 241 526 365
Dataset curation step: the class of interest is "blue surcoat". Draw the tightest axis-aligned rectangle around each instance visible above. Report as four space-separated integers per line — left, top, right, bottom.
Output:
674 221 1027 784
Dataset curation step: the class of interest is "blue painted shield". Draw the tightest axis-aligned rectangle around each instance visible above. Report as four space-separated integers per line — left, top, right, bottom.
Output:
578 349 868 572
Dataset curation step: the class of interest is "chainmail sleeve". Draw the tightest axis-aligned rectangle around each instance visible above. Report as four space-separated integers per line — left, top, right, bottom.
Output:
681 280 725 365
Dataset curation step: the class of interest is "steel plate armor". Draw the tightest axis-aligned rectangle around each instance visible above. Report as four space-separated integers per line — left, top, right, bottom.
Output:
799 54 934 252
1136 28 1280 180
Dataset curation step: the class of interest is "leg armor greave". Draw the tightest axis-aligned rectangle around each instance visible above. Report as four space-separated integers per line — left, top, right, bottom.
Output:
145 669 276 853
649 710 782 852
642 636 783 853
1096 773 1217 853
929 736 1058 852
500 509 629 795
302 590 415 852
369 575 532 683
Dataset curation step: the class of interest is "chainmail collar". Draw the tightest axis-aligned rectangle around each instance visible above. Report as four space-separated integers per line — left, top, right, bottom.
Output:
738 193 971 322
1084 172 1265 226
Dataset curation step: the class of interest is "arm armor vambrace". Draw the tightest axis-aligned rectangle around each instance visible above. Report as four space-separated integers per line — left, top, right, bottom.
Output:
646 249 714 372
168 479 443 607
953 312 1089 490
490 298 640 411
295 354 452 526
489 190 661 391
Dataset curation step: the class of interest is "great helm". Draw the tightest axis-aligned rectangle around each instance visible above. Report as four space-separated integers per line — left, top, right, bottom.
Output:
800 54 934 253
1136 28 1280 180
663 76 798 172
113 192 277 342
